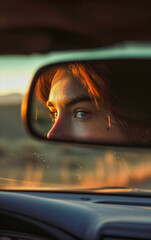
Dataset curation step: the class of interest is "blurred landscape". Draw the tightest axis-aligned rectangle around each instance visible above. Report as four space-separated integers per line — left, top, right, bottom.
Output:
1 94 151 190
0 93 23 105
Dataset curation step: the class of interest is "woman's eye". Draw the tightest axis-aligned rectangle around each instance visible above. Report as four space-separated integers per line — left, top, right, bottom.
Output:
74 110 91 119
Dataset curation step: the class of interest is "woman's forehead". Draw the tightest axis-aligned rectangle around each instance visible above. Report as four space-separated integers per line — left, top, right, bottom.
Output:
48 73 89 104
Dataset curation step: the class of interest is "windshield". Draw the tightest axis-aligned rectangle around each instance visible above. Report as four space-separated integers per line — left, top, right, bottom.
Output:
1 51 151 193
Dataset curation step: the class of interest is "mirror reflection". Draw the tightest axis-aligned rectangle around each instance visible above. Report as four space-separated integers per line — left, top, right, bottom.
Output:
31 60 151 145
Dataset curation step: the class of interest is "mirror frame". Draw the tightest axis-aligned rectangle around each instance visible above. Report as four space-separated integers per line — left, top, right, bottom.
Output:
21 43 151 148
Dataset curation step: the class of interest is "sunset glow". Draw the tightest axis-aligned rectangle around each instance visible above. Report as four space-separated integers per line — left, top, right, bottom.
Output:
0 71 32 95
0 55 46 96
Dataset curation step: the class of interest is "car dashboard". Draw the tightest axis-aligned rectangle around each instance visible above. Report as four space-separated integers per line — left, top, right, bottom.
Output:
1 191 151 240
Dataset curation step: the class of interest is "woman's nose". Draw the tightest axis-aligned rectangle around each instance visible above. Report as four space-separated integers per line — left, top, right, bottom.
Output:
47 116 71 140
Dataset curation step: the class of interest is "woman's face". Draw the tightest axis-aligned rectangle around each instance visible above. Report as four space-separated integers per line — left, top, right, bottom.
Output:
46 72 127 143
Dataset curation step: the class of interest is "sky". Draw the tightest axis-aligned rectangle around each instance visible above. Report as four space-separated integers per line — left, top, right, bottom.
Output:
0 70 31 95
0 54 51 96
0 49 72 96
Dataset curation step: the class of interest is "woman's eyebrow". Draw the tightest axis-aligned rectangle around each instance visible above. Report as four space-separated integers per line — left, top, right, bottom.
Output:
66 96 92 106
47 96 92 107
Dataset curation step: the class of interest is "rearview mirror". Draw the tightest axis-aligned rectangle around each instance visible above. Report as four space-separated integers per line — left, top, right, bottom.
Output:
22 45 151 146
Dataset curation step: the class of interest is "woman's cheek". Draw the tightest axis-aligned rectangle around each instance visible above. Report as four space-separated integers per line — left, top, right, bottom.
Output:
72 120 96 138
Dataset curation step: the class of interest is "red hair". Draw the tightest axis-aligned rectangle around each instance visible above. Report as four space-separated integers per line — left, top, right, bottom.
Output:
36 62 111 107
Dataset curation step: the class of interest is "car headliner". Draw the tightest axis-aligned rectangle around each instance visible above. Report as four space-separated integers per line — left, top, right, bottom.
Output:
0 0 151 54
